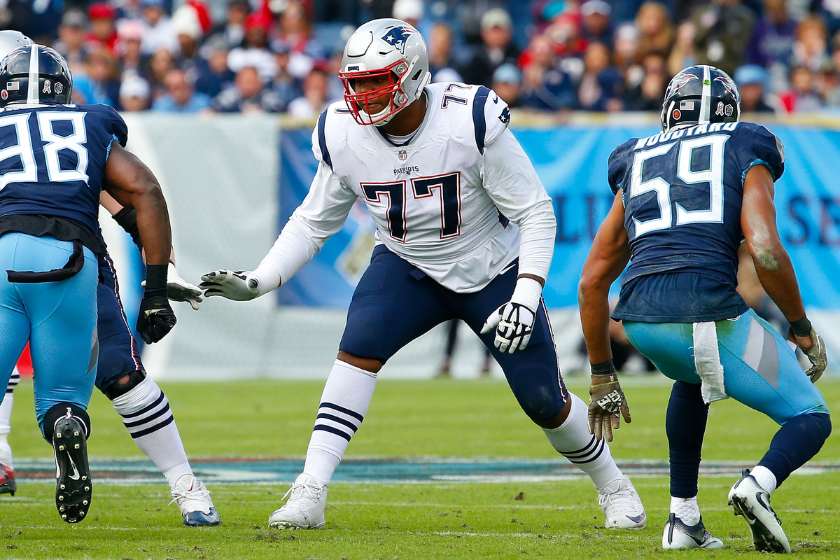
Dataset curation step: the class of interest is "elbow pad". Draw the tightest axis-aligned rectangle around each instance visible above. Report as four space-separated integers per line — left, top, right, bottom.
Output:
113 207 142 250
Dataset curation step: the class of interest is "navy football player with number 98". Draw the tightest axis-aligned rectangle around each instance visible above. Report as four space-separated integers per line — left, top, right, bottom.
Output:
0 45 176 523
0 32 220 528
579 65 831 553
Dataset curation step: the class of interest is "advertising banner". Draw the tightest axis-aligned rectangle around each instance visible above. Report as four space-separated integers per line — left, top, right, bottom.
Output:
279 124 840 310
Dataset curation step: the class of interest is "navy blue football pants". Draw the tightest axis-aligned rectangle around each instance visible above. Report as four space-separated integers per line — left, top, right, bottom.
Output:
95 252 145 391
339 245 569 422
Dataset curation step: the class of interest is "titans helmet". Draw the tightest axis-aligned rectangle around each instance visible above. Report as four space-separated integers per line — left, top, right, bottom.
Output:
339 18 431 127
0 44 73 107
0 30 32 61
661 65 739 132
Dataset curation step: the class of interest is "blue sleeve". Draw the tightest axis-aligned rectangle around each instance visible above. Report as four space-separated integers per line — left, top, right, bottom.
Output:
106 106 128 146
608 139 636 194
741 123 784 181
87 104 128 146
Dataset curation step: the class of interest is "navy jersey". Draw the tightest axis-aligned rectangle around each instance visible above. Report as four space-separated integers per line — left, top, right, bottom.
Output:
607 121 784 322
0 103 127 241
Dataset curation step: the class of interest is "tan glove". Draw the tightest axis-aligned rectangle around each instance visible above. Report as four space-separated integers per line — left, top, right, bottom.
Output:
588 374 632 442
788 327 827 383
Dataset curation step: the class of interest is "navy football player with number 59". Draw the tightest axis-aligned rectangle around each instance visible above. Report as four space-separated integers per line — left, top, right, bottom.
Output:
579 65 831 553
0 46 176 523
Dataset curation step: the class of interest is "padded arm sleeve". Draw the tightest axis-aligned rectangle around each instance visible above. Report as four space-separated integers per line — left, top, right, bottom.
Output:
113 207 142 249
250 161 358 291
482 129 556 281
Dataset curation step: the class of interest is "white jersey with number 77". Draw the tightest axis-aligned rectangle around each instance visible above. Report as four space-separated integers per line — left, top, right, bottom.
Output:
270 82 556 293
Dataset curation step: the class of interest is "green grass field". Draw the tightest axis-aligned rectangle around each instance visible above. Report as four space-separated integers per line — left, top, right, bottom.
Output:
2 376 839 559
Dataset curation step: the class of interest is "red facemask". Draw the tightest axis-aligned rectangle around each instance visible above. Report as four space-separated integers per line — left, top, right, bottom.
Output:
339 60 409 125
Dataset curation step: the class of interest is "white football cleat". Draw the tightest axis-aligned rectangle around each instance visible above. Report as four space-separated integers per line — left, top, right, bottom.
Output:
269 473 328 529
598 475 647 529
728 469 790 553
662 513 724 549
170 474 221 527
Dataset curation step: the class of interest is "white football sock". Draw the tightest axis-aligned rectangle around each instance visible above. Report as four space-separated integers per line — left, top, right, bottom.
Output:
303 360 377 486
670 496 701 526
543 392 623 490
0 393 12 442
0 392 12 468
0 367 18 448
750 465 777 494
110 376 192 487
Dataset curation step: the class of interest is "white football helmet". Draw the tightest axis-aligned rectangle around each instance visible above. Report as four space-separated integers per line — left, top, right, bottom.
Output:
339 18 431 126
0 31 32 61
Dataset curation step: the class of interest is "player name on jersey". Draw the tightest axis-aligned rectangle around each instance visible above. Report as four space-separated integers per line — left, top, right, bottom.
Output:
633 121 740 150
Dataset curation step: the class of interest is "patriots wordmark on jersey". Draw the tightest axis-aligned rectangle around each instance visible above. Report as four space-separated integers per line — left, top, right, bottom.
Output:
272 82 554 293
606 121 785 323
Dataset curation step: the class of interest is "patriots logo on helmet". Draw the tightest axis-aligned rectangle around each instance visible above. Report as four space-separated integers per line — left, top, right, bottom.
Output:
382 26 414 55
714 76 738 100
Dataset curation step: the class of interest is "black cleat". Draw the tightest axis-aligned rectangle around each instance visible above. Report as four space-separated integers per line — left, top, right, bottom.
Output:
52 410 92 523
728 469 790 553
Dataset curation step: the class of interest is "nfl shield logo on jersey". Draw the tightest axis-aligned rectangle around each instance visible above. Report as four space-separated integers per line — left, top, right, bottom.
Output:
398 149 408 161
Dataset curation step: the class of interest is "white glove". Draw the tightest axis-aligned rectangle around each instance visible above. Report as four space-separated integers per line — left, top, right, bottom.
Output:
199 269 261 301
480 277 542 354
141 263 203 311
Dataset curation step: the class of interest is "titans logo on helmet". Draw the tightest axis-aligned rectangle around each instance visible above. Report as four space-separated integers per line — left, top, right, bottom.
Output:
382 26 414 55
666 73 698 97
714 76 739 100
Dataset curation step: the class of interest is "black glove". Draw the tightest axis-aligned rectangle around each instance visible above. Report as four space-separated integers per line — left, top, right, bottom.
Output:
136 264 176 344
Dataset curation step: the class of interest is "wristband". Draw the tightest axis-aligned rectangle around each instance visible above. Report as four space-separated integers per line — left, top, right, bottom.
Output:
143 264 168 298
250 262 282 295
591 360 617 377
510 276 543 312
790 317 812 338
113 208 142 249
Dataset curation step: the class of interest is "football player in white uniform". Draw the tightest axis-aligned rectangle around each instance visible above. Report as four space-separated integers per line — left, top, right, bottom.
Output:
201 19 646 531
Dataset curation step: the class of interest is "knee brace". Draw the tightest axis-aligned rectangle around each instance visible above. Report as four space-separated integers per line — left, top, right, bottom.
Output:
43 403 90 442
102 370 146 400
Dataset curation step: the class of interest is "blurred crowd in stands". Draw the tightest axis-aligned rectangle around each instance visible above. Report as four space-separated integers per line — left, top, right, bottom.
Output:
5 0 840 115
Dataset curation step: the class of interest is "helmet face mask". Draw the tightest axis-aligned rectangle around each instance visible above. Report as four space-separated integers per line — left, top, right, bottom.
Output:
340 59 411 126
340 19 431 127
661 65 740 132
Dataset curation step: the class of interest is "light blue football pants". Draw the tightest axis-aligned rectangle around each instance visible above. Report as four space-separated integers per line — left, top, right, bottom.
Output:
624 309 828 425
0 233 98 435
